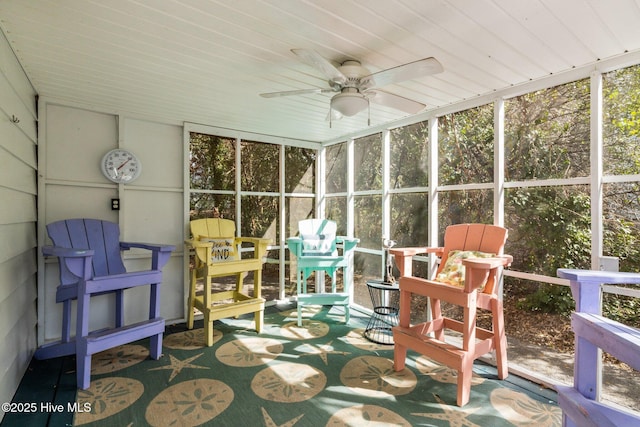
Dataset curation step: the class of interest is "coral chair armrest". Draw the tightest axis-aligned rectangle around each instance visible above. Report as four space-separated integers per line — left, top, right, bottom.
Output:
462 255 512 269
461 255 512 293
120 241 176 269
42 245 94 280
390 246 444 276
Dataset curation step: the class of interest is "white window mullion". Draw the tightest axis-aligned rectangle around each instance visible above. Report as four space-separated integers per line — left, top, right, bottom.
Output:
347 138 355 237
235 137 242 234
428 117 439 245
428 117 439 276
591 71 604 270
494 98 505 227
382 130 391 279
347 138 355 307
318 146 326 217
279 145 286 300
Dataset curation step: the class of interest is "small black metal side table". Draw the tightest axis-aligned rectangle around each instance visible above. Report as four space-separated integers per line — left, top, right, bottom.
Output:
363 279 400 345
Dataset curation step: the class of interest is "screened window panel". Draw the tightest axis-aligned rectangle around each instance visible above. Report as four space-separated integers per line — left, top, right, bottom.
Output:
439 104 494 185
504 185 591 275
285 146 316 194
438 189 493 239
189 193 235 221
240 195 278 243
286 196 315 237
390 121 429 188
603 64 640 176
354 133 382 191
603 182 640 272
354 195 382 250
390 193 428 247
505 79 590 181
241 140 279 193
353 252 384 309
325 143 347 194
189 133 235 191
326 196 347 236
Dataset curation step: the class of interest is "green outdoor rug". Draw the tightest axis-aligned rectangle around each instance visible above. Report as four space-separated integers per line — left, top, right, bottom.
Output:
72 306 561 426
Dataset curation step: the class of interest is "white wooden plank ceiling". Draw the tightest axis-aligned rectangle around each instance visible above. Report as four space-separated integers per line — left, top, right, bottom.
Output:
1 0 640 143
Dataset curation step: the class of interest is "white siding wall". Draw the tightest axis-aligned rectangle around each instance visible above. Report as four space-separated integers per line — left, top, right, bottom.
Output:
38 102 185 343
0 32 38 420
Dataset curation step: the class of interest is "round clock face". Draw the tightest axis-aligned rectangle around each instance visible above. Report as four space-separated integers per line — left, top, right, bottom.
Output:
101 149 142 183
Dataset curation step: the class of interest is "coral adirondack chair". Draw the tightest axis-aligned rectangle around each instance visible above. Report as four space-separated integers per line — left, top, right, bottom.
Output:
35 218 175 389
185 218 270 346
556 269 640 427
287 219 359 326
390 223 512 406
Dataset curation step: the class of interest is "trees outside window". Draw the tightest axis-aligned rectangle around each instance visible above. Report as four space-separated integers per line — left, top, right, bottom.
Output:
439 104 494 185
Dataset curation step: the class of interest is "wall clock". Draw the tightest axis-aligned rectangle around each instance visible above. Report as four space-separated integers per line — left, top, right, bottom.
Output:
101 149 142 183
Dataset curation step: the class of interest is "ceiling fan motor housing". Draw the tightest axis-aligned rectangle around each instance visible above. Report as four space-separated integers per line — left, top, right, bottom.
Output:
336 60 370 88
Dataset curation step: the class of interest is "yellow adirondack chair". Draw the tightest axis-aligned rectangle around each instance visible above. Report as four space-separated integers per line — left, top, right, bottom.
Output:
185 218 270 346
390 223 512 406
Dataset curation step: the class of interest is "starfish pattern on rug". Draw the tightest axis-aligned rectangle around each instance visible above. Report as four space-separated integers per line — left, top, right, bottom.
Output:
296 339 350 365
261 407 305 427
411 394 482 427
148 353 209 382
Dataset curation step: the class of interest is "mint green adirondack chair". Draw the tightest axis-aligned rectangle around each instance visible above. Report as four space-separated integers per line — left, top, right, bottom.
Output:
287 219 359 326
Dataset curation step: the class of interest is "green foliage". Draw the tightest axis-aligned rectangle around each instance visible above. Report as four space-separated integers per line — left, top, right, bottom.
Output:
603 292 640 327
518 284 574 315
438 104 494 185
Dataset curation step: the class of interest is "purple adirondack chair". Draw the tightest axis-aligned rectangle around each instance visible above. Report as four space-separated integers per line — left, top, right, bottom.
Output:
35 218 175 389
556 269 640 427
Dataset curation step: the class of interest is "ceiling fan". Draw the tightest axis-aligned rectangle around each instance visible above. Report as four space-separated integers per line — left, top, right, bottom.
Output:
260 49 444 122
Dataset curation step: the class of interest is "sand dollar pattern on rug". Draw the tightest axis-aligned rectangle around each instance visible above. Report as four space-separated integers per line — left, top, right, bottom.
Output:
342 328 392 351
251 362 326 403
163 328 221 350
340 355 417 397
74 377 144 425
90 344 149 375
215 336 284 367
326 404 412 426
280 319 330 340
145 379 233 427
490 388 562 426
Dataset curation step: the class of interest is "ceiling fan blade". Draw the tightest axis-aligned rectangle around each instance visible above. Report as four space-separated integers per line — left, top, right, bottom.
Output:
363 57 443 89
367 90 426 114
260 88 335 98
291 48 346 85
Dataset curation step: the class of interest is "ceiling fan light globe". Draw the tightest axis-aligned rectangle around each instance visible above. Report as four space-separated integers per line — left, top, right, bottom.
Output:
330 92 369 117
